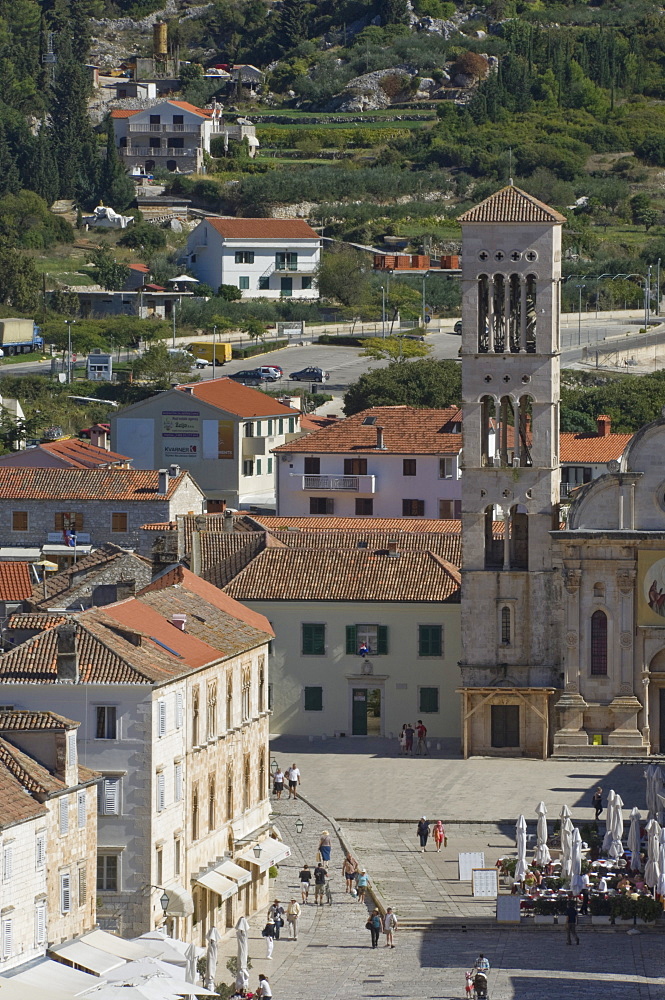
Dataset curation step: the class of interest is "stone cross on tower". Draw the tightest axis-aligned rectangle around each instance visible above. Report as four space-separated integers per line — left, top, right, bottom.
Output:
457 185 566 759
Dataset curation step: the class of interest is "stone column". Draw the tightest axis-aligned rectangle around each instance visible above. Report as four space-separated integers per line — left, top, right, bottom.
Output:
553 568 588 748
608 567 644 749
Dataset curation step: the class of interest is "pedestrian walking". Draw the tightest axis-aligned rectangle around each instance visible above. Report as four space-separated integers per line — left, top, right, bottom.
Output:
398 725 407 755
287 762 301 799
286 897 300 939
272 767 284 800
267 899 284 939
417 816 430 852
366 908 382 948
325 873 333 905
433 819 446 852
415 719 429 756
299 863 312 903
262 917 276 959
404 723 415 755
383 907 398 948
356 869 368 903
565 896 580 945
313 862 327 906
580 873 590 915
342 852 359 892
256 974 272 998
318 829 332 867
592 785 603 820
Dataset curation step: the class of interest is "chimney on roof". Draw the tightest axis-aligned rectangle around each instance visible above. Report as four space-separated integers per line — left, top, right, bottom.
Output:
56 622 78 684
171 614 187 631
223 508 234 533
375 425 386 450
116 579 136 602
158 469 169 495
169 464 180 478
596 414 612 437
387 540 400 557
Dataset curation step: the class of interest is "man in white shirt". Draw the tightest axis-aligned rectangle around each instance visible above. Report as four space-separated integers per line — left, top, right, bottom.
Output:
256 974 272 997
580 872 590 914
287 762 301 800
598 875 608 893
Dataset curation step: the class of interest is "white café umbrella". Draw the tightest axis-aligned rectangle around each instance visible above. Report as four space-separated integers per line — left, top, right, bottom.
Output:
657 828 665 897
205 927 220 991
627 807 642 871
645 764 660 820
534 801 551 866
86 985 177 1000
561 816 574 878
107 959 187 982
602 789 617 853
644 818 661 888
570 827 584 895
235 916 250 992
185 944 197 987
168 275 200 284
608 793 625 860
515 814 528 882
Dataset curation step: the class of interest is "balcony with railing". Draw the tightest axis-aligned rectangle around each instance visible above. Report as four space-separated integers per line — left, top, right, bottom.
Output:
126 147 200 157
128 123 192 133
299 474 376 493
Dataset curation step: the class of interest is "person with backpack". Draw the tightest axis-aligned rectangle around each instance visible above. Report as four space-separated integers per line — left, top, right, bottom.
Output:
261 917 276 959
366 908 382 948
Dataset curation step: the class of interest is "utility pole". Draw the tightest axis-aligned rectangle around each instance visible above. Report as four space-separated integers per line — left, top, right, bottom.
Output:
172 302 176 348
212 324 217 379
65 319 75 384
380 286 386 339
657 259 661 317
421 271 428 330
576 285 585 347
645 266 651 329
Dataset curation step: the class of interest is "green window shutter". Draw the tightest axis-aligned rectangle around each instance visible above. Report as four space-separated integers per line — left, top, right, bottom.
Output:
419 625 442 656
304 687 323 711
377 625 388 655
346 625 357 654
419 687 439 713
302 624 325 655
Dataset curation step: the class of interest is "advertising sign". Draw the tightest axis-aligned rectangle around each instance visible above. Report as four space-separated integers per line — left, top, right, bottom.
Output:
217 419 235 459
162 410 200 435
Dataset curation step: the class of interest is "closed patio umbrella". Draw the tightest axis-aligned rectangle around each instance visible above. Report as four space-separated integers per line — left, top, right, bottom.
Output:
657 828 665 897
235 916 250 993
205 927 220 992
602 789 617 853
184 944 197 987
534 801 551 866
570 827 583 895
609 793 624 860
515 814 528 882
644 818 661 888
627 807 642 871
561 816 574 878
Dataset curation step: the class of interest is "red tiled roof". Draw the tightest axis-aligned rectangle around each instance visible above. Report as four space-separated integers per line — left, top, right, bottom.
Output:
252 516 462 532
110 100 212 120
177 379 299 418
559 432 632 463
299 415 340 433
458 185 567 224
0 467 189 500
0 562 33 601
28 544 151 609
128 263 151 273
0 438 132 470
0 762 47 828
110 109 141 118
0 737 97 797
273 406 461 454
0 710 78 731
7 613 68 630
205 217 320 240
224 547 461 603
140 522 177 531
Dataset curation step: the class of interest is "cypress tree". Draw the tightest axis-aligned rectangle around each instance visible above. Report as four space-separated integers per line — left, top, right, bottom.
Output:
97 124 134 211
49 34 97 200
279 0 308 49
380 0 409 25
31 123 60 206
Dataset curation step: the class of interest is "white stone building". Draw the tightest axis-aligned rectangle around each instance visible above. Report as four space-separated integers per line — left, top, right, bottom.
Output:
185 218 321 299
110 100 224 175
274 406 462 518
0 568 280 942
112 379 301 509
559 415 632 498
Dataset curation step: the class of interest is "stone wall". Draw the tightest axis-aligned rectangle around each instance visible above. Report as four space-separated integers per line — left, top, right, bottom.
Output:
46 782 98 946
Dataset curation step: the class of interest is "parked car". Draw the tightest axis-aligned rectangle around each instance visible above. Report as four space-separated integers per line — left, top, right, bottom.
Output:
289 366 330 382
227 368 266 385
256 366 283 380
453 321 462 335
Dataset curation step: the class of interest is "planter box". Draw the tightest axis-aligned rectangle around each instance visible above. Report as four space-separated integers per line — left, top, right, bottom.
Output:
617 918 635 925
591 915 612 925
533 915 556 924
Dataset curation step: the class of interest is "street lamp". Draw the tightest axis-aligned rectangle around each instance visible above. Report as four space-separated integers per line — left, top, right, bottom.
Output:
421 271 429 331
270 757 278 770
380 285 386 339
575 284 585 346
212 324 217 380
252 843 262 859
295 818 304 835
160 891 170 914
65 319 75 384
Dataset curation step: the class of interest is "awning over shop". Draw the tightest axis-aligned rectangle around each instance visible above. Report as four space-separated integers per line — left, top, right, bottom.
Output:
42 545 93 556
162 883 194 918
216 860 252 885
194 867 238 901
237 838 291 873
12 956 105 993
80 928 151 962
48 939 126 976
0 548 41 561
0 977 73 1000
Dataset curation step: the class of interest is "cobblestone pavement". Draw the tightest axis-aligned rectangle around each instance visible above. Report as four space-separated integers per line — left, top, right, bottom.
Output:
213 794 665 1000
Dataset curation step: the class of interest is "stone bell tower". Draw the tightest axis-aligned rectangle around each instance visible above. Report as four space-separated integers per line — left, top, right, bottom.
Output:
457 184 565 758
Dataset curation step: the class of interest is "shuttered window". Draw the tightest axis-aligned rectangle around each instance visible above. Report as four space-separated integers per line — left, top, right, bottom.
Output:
35 834 45 870
418 687 439 713
11 511 27 531
54 512 83 530
157 772 166 813
304 687 323 711
301 623 325 656
175 692 183 729
78 866 87 907
77 790 86 828
60 872 71 913
3 845 12 882
174 761 183 802
100 778 120 815
418 625 443 657
97 854 118 892
346 625 388 655
158 699 166 737
2 918 12 958
35 903 46 945
111 512 128 532
67 731 77 767
59 798 69 835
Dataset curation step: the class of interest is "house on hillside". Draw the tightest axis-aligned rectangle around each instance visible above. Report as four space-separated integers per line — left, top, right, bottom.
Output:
185 218 321 299
0 569 277 941
112 378 301 509
110 99 224 175
274 406 463 518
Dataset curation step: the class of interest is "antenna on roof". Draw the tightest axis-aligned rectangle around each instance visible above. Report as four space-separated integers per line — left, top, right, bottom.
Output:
508 147 513 186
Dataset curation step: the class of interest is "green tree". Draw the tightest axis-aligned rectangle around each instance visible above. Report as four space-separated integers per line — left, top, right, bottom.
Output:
97 125 135 211
218 284 243 301
361 336 432 362
49 37 98 202
242 317 268 343
380 0 409 24
316 249 369 309
278 0 308 48
132 343 195 388
383 281 421 334
119 223 167 252
630 193 651 226
638 208 659 232
90 245 130 291
0 243 39 311
343 358 461 415
30 123 59 207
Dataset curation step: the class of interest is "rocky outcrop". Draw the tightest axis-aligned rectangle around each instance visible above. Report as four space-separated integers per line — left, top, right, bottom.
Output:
327 66 416 112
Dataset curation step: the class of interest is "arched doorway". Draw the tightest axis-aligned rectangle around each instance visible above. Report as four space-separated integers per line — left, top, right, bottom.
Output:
649 648 665 752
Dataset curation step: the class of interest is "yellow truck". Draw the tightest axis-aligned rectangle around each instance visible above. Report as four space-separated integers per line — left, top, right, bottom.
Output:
188 341 232 366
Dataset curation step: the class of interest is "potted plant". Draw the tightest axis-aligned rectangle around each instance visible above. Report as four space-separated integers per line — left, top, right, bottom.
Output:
533 897 557 924
590 895 612 924
611 895 637 924
636 894 662 924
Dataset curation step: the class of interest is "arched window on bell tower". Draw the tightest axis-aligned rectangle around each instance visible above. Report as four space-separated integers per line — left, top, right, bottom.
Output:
480 395 495 466
484 506 503 569
526 274 537 352
478 275 489 353
492 273 506 353
501 605 512 644
509 503 529 570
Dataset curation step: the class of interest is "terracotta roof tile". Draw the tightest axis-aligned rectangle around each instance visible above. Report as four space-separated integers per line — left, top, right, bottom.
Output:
27 543 150 608
273 406 461 454
7 613 68 631
559 432 632 463
205 217 319 240
0 561 33 601
0 439 132 470
177 379 299 418
0 710 78 731
110 108 141 118
458 185 567 224
0 467 189 500
0 737 66 795
140 522 177 531
251 516 462 532
224 547 460 603
0 763 47 828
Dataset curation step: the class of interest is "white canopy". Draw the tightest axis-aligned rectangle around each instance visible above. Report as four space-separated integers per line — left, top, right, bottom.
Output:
194 867 238 901
237 838 291 873
0 978 73 1000
81 929 151 962
49 939 127 975
215 860 252 886
163 884 194 918
168 275 200 284
10 958 101 995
